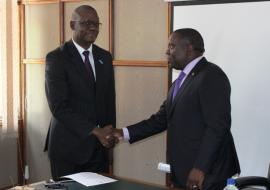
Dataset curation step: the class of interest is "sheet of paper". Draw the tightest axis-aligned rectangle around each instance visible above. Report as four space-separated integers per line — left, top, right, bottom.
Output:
12 186 34 190
64 172 117 187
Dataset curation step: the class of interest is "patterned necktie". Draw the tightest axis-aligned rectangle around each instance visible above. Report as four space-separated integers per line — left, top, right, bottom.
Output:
82 50 95 82
172 71 186 101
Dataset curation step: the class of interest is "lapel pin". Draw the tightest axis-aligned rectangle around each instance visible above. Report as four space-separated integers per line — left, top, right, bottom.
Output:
191 72 195 76
98 59 104 64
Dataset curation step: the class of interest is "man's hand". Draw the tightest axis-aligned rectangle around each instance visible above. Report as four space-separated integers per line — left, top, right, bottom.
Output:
112 128 124 143
186 168 205 190
105 128 124 145
92 125 115 148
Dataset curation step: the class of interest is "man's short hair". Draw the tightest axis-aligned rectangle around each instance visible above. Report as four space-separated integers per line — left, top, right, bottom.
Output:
174 28 205 54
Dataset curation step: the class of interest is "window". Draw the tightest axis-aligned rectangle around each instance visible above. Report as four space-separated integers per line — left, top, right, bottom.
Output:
0 0 20 132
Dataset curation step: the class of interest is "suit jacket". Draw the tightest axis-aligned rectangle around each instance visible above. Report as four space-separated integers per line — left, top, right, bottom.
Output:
44 40 116 165
127 57 240 188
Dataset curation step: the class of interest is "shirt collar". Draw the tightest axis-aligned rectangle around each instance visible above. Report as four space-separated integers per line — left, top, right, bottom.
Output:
182 55 204 75
72 38 93 55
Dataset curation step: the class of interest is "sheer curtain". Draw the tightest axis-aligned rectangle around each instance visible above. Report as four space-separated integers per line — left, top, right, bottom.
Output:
0 0 20 138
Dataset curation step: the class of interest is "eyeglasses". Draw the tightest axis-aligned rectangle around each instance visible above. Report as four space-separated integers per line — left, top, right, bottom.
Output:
72 20 102 28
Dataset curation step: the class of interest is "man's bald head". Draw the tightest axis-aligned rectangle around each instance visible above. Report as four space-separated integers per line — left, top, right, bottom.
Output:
71 5 98 21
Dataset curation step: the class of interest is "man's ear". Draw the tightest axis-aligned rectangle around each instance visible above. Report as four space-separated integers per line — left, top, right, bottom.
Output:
70 21 75 30
187 44 194 52
186 44 195 56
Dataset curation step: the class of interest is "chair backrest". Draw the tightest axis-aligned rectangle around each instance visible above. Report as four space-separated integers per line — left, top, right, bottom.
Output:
236 164 270 190
236 176 270 189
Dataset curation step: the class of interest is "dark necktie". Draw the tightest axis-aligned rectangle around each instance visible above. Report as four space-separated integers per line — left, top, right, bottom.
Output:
82 50 95 82
172 71 186 101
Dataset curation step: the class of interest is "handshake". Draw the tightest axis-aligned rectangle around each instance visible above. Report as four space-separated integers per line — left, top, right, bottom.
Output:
92 125 124 148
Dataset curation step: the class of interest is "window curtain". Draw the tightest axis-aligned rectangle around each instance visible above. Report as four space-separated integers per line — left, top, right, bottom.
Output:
0 0 20 139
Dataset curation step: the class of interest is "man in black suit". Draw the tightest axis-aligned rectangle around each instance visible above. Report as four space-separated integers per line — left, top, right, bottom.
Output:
44 5 116 179
113 28 240 190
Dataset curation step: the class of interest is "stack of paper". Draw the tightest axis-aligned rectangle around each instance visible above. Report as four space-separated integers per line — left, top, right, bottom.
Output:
64 172 117 187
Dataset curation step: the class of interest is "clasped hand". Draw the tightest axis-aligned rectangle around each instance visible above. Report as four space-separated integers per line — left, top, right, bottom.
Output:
92 125 123 148
186 168 205 190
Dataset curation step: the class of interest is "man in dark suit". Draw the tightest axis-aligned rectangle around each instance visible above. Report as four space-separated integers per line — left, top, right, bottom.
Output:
44 5 116 179
113 28 240 190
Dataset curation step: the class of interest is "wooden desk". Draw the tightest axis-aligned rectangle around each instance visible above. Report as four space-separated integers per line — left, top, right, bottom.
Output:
27 177 183 190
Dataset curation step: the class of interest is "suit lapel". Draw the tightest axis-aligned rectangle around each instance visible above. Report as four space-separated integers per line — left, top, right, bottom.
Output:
92 45 101 83
168 74 194 117
167 58 207 118
166 83 175 112
65 40 95 88
92 45 105 93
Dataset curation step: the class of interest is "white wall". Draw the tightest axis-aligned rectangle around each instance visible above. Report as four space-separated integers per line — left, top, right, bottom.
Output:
172 1 270 177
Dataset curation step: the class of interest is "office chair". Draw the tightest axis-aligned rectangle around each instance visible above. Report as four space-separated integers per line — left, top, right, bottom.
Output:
235 163 270 190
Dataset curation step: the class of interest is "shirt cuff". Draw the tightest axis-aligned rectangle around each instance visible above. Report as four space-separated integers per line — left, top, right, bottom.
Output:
122 127 130 141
